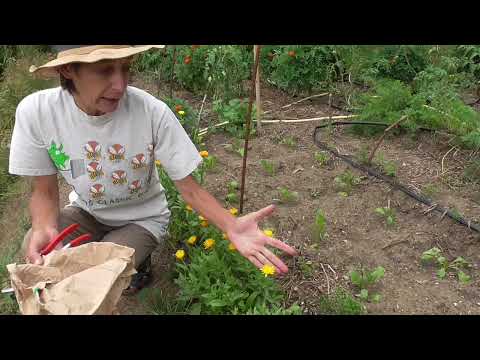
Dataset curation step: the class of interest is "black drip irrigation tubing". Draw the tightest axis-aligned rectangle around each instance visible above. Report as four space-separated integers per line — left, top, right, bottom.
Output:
313 122 480 234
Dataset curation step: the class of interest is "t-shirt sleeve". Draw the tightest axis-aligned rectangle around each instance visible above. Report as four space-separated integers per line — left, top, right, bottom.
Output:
8 97 58 176
152 103 202 181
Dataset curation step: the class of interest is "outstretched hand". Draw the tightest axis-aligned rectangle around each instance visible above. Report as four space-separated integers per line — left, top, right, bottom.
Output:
227 205 298 274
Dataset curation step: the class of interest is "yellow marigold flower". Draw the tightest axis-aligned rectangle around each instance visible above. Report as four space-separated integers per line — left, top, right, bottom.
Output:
222 233 229 240
200 220 209 228
186 236 197 245
178 110 186 116
228 242 236 251
263 229 274 238
155 160 162 166
199 150 209 158
198 215 206 221
203 238 215 250
229 208 239 216
186 204 193 212
175 249 186 261
261 264 276 277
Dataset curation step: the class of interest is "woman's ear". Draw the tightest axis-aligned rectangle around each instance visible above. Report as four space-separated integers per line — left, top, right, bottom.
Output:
58 64 75 79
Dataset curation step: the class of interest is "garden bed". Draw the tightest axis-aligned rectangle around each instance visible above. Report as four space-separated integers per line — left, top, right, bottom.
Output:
115 81 480 314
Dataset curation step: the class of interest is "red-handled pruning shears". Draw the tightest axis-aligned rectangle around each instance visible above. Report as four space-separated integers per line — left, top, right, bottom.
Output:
40 223 91 256
1 223 92 295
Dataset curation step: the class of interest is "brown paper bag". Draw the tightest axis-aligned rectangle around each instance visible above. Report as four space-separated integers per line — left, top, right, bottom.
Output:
6 242 136 315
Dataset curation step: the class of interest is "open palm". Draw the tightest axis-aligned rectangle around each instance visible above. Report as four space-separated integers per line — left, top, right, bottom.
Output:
227 205 298 274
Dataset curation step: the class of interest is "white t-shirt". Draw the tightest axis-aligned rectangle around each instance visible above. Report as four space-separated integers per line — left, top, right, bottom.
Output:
9 86 202 241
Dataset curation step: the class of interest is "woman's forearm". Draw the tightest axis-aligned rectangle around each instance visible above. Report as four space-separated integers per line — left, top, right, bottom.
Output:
29 175 60 231
174 176 236 233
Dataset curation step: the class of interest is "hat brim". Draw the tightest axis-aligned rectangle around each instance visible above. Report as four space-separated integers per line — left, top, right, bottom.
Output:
30 45 165 78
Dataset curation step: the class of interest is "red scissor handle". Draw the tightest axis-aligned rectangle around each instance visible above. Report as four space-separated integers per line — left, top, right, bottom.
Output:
68 233 92 248
40 223 80 256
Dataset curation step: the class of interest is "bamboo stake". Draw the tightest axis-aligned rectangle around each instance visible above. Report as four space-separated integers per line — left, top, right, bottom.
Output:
260 114 357 124
239 45 261 214
368 115 408 165
263 92 329 115
198 115 358 137
254 45 262 134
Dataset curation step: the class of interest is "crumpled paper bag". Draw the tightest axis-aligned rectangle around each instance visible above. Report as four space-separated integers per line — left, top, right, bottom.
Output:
6 242 136 315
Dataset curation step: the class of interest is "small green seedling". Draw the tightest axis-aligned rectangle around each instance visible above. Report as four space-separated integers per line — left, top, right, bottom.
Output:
312 209 327 241
278 187 299 204
334 170 362 196
298 258 314 277
228 180 240 193
356 145 371 165
350 266 385 303
236 148 245 158
375 153 397 177
225 192 239 204
375 206 396 227
318 288 366 315
423 183 439 198
421 247 471 283
202 155 217 171
260 159 277 176
314 151 330 166
280 136 297 149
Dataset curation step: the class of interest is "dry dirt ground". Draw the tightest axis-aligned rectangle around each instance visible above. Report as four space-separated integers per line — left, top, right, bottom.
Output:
8 78 480 315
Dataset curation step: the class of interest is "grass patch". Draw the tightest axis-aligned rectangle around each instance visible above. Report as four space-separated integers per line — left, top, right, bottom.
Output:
317 288 365 315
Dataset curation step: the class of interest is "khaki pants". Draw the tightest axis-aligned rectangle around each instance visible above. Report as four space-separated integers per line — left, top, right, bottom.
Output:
23 206 160 269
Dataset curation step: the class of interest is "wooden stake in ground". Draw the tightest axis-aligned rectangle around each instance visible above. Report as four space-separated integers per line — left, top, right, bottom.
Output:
368 115 408 165
254 45 262 134
239 45 262 214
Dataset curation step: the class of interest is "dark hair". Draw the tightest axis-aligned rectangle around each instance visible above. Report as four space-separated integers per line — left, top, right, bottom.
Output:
59 63 81 94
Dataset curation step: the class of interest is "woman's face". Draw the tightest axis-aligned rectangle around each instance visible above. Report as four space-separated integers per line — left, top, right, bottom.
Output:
60 57 132 116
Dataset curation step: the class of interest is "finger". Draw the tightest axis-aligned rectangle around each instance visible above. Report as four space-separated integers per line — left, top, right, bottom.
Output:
252 204 276 222
266 237 298 256
255 252 284 275
260 247 288 274
27 251 44 266
248 255 263 269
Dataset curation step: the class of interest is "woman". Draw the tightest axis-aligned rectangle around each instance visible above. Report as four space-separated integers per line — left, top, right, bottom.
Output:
9 45 297 294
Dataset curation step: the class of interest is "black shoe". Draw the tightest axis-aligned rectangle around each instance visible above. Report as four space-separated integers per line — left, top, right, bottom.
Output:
123 255 153 296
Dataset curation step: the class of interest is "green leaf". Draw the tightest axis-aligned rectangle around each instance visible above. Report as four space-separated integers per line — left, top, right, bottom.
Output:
350 271 363 286
437 268 447 279
246 291 259 308
375 207 386 216
386 216 395 225
189 302 202 315
458 271 471 284
421 247 441 261
437 256 448 267
372 294 382 303
368 266 385 283
359 289 369 300
451 256 469 269
338 192 349 197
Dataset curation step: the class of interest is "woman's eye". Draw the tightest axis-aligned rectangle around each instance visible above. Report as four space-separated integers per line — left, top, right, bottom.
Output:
98 67 113 76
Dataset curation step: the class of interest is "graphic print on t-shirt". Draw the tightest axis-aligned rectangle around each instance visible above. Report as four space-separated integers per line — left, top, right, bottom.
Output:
86 161 104 180
84 141 102 161
77 140 156 206
129 179 142 194
131 153 147 170
107 144 125 162
111 169 128 185
90 183 105 198
48 141 70 170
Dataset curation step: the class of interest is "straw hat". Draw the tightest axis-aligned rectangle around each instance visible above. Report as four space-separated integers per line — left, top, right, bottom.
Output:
30 45 165 77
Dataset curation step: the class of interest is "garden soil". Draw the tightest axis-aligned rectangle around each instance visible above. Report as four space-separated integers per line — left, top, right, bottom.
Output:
49 79 480 314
